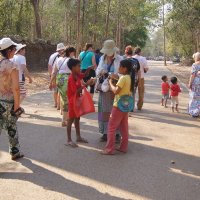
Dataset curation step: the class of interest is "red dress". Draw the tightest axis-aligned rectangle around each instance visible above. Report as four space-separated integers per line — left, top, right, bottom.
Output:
67 73 84 118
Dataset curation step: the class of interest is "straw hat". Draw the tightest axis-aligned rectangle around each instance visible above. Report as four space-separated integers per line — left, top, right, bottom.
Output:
15 43 26 54
100 40 118 56
0 38 17 50
56 43 65 51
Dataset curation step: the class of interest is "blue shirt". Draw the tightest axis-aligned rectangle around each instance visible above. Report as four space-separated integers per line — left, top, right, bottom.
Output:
79 51 95 70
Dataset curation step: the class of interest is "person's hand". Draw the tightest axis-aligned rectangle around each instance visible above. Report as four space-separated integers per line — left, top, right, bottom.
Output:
29 77 33 84
77 87 83 96
188 84 192 90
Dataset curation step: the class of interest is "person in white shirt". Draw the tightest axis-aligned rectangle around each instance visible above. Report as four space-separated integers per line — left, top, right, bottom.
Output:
48 43 65 109
49 46 76 127
133 47 149 110
12 44 33 103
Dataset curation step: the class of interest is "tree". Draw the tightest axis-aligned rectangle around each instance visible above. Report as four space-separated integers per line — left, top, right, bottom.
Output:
30 0 42 39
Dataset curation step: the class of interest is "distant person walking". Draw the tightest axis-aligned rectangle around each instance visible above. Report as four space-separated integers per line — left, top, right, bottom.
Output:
133 47 149 110
48 43 65 109
79 43 97 99
96 40 122 142
188 52 200 117
50 46 76 127
0 38 24 160
12 44 33 103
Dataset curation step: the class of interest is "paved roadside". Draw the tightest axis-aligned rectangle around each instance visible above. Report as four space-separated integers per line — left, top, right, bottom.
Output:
0 61 200 200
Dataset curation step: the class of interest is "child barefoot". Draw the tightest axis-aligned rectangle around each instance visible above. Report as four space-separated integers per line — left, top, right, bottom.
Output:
101 59 135 155
66 58 88 147
170 77 182 112
161 75 170 108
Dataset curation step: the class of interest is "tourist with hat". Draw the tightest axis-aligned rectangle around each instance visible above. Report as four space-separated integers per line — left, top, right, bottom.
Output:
48 43 65 109
12 43 33 103
0 37 24 160
96 39 122 142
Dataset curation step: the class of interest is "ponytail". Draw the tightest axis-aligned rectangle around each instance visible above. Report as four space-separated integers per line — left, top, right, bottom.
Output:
119 59 135 92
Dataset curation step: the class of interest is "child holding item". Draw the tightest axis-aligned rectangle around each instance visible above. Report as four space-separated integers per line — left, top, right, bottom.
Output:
161 75 170 108
101 59 135 155
66 58 89 147
170 77 182 112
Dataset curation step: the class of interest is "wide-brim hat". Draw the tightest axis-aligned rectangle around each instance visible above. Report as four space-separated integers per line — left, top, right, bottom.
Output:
0 38 17 50
56 43 65 51
15 44 26 54
100 40 118 56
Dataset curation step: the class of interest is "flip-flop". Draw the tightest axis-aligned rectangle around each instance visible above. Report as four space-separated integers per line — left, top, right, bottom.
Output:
11 152 24 160
76 138 88 143
65 142 78 148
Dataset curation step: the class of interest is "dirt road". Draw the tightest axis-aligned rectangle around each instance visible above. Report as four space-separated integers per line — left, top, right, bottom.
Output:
0 61 200 200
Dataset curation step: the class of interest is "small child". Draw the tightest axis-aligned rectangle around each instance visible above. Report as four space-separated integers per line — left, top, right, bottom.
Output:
170 77 182 112
101 59 135 155
66 58 88 147
161 75 170 108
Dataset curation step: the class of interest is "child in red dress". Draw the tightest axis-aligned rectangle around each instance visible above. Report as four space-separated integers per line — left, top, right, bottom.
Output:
66 58 88 147
161 75 170 108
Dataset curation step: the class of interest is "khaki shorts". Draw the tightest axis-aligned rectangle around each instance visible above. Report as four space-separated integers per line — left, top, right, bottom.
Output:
171 96 179 107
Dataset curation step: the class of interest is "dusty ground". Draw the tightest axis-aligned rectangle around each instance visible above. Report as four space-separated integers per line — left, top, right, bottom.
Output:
26 72 50 95
167 63 191 86
0 61 200 200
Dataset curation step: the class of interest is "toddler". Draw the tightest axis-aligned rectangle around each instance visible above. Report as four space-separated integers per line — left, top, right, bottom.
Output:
170 77 181 112
161 75 170 108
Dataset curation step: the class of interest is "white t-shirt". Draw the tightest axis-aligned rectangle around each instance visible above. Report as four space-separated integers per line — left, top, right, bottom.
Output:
11 54 26 81
48 52 59 70
133 55 148 78
55 57 71 74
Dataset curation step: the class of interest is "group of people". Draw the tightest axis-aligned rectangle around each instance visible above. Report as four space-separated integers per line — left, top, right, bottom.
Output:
47 39 149 153
0 36 199 160
160 52 200 116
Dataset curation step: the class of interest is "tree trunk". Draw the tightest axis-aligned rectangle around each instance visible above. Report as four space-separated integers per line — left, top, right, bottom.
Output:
93 0 98 44
76 0 81 55
30 0 42 39
105 0 111 39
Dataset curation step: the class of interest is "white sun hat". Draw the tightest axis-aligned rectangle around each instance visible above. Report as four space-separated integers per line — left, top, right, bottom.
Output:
56 43 65 51
15 43 27 54
100 40 118 56
0 38 17 50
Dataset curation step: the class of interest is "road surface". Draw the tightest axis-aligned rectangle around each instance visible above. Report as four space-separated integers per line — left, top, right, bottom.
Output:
0 61 200 200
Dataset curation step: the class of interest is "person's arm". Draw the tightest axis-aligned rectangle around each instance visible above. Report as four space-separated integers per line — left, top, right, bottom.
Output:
49 67 58 89
48 64 53 76
109 79 121 94
11 68 20 111
92 55 97 70
23 65 33 83
188 74 195 89
143 58 149 73
96 56 105 76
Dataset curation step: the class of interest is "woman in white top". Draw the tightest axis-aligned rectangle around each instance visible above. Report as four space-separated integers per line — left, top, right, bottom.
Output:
12 44 32 103
96 40 123 142
49 46 76 127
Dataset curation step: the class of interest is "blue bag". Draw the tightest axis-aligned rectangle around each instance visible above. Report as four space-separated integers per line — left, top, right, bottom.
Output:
117 95 134 112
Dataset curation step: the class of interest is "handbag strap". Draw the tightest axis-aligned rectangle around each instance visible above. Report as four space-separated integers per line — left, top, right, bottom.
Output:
81 51 89 62
107 58 115 73
58 58 67 72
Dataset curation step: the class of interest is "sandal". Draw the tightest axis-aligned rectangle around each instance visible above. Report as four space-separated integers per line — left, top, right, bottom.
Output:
76 137 88 143
11 152 24 160
65 141 78 148
100 150 115 155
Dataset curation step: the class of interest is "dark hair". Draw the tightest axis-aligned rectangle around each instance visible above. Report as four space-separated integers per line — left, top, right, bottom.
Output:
171 77 178 84
0 45 16 59
65 46 76 57
161 75 167 81
95 49 100 54
84 43 93 51
125 45 133 55
120 59 135 91
67 58 80 70
135 47 141 55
